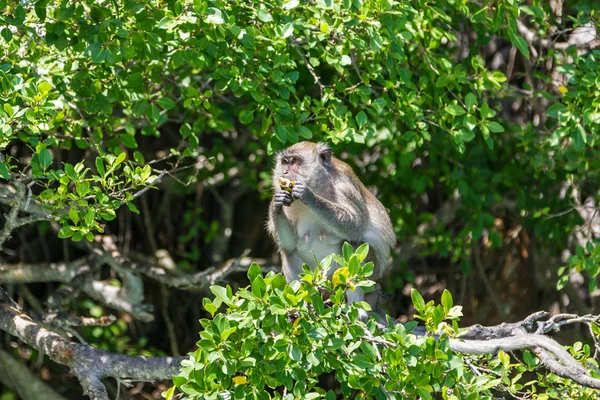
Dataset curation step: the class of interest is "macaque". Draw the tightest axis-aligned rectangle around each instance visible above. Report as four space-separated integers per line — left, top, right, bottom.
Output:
267 141 396 319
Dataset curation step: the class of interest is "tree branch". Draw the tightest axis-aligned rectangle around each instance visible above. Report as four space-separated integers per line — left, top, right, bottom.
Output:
0 257 154 321
444 311 600 389
0 303 184 400
516 20 600 50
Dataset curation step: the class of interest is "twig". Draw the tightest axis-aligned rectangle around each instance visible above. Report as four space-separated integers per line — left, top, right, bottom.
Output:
0 180 27 249
293 40 325 95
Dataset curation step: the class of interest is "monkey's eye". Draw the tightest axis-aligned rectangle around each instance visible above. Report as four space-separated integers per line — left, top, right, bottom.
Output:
281 158 288 165
290 157 296 165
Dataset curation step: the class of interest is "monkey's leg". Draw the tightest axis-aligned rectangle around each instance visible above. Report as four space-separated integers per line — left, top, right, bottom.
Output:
274 213 297 251
346 288 369 322
281 251 306 281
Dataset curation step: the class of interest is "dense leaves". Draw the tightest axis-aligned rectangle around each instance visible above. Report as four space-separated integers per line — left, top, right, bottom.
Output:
173 245 600 399
1 0 598 274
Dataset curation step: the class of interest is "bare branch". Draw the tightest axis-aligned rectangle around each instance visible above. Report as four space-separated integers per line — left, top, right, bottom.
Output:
443 311 600 390
129 250 280 291
0 257 154 321
516 20 600 50
0 303 184 400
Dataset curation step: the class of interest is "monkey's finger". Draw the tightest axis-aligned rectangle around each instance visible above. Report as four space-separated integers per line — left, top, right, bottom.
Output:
292 188 304 199
275 191 293 200
274 193 293 205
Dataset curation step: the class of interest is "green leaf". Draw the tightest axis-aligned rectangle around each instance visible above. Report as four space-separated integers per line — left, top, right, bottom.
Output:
355 111 368 128
1 28 13 43
39 148 53 170
486 121 504 133
120 134 138 149
64 163 78 181
38 81 53 94
463 115 477 130
465 93 477 110
275 125 288 144
164 386 175 400
348 255 360 275
479 102 496 119
114 152 126 165
342 242 353 262
411 288 425 313
355 243 369 262
127 201 140 214
283 0 299 10
75 182 90 197
247 262 262 282
205 8 224 24
210 285 234 306
257 8 273 22
513 36 530 58
573 124 587 151
132 100 148 116
360 341 377 361
157 97 176 110
490 71 507 83
370 35 383 52
0 162 9 179
58 226 74 238
446 104 466 116
3 103 14 117
239 109 254 124
546 103 567 118
311 293 325 315
289 344 302 361
281 22 294 38
298 126 312 139
69 208 79 225
95 157 105 176
252 276 267 298
441 289 453 312
202 298 218 316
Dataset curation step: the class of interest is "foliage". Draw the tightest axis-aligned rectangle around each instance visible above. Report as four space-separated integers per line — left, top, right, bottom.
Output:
1 0 599 283
171 245 600 399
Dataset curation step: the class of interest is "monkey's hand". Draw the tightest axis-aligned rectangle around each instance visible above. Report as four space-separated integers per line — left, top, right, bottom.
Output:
273 190 293 213
291 180 314 203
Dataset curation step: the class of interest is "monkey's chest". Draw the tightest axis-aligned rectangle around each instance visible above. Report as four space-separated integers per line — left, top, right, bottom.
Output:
285 204 344 265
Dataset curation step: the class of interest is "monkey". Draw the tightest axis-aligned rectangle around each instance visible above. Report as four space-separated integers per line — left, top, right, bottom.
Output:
267 141 396 320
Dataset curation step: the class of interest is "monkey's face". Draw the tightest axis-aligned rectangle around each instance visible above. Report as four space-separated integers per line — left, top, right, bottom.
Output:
274 142 333 187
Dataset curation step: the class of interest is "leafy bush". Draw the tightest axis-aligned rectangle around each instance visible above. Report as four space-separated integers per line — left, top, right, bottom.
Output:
170 245 470 399
170 245 600 399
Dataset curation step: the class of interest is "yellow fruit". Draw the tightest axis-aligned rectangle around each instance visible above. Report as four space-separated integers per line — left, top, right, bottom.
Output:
279 177 295 193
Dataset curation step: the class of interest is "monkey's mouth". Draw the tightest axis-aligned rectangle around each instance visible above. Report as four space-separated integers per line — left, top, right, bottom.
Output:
279 177 295 193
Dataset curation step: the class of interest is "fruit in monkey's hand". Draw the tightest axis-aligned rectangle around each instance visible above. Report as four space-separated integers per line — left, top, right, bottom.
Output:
279 177 295 193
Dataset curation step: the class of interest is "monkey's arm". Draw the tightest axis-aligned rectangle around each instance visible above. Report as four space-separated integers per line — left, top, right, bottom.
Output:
293 182 364 241
268 193 297 251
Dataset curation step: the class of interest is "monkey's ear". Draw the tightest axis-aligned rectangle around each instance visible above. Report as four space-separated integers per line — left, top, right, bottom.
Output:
316 143 332 166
